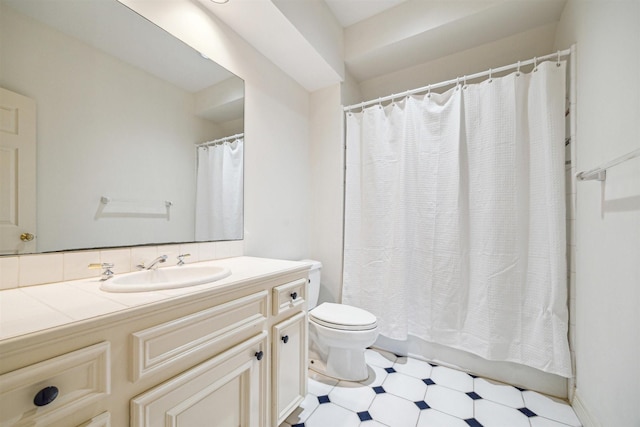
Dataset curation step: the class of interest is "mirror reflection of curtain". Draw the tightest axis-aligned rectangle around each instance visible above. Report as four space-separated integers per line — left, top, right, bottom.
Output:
195 137 243 241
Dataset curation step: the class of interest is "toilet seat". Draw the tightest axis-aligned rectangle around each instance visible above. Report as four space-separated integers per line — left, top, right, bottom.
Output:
309 303 377 331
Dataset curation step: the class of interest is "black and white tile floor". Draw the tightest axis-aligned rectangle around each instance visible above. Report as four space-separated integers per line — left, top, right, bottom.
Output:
280 348 581 427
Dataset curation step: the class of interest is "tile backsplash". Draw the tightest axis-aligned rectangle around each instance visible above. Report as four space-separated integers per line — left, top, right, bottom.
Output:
0 240 244 289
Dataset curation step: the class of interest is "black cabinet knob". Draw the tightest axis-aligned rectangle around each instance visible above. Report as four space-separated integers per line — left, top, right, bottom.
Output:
33 386 59 407
281 335 289 344
290 292 298 300
255 350 264 361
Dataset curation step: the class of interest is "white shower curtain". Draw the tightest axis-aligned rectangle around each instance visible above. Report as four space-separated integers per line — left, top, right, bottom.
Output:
343 61 571 377
195 137 243 241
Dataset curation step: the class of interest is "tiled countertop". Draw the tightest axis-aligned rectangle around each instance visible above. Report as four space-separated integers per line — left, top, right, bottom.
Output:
0 256 309 341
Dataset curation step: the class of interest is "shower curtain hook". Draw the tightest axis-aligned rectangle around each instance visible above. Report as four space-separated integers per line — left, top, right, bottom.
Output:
516 61 521 77
463 75 467 89
533 57 538 72
427 85 431 98
488 68 493 83
456 77 460 90
557 50 561 67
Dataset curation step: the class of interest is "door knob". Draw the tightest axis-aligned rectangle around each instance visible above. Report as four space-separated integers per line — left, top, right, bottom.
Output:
20 232 34 242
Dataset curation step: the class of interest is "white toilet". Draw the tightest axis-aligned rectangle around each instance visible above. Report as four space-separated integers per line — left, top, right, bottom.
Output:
303 260 379 381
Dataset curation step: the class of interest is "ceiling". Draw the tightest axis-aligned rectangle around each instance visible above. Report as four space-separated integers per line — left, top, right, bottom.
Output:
197 0 567 92
5 0 234 93
324 0 409 27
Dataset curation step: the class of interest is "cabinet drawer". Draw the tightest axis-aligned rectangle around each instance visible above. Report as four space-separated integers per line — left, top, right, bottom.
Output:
131 290 268 382
0 342 110 427
272 278 307 316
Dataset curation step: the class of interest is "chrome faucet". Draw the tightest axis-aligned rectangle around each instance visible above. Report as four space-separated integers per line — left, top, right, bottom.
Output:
177 253 191 266
137 255 168 270
88 262 115 281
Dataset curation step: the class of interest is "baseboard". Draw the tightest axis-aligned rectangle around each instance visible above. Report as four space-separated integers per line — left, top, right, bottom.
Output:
572 389 600 427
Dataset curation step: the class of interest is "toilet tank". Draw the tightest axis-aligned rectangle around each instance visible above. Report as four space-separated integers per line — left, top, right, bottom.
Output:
300 259 322 309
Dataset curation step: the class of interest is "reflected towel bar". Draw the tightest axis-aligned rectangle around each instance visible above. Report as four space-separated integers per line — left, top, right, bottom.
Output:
100 196 172 208
576 148 640 182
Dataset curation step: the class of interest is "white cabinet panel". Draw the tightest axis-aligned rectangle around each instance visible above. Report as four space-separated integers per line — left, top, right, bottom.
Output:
131 290 268 382
272 312 307 426
272 278 306 316
131 332 267 427
77 412 110 427
0 342 110 427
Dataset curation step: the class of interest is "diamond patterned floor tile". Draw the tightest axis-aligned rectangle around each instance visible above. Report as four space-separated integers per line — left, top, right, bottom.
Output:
283 349 581 427
369 392 421 427
329 381 376 412
430 365 474 392
359 364 389 387
357 411 373 421
475 399 531 427
317 394 330 404
307 371 338 396
522 391 582 426
473 377 525 408
285 392 320 425
417 409 470 427
530 416 580 426
304 402 360 427
425 384 474 419
364 348 397 368
393 356 433 379
382 371 428 401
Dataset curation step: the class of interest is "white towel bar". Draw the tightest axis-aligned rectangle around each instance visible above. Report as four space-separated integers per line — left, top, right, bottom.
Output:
576 148 640 182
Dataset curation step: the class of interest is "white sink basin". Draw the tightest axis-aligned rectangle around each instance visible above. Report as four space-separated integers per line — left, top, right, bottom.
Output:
100 265 231 292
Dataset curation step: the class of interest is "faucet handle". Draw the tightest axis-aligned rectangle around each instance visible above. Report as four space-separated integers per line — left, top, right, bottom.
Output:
88 263 115 281
88 262 114 269
177 253 191 266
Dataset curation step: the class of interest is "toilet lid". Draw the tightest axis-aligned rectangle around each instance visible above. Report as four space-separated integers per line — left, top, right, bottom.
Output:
310 303 377 331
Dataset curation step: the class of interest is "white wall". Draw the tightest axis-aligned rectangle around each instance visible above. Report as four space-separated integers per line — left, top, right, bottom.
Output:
357 22 558 102
0 6 220 252
309 84 343 304
120 0 312 261
554 2 640 426
272 0 344 81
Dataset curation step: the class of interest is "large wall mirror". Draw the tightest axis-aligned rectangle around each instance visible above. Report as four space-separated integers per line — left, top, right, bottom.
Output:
0 0 244 255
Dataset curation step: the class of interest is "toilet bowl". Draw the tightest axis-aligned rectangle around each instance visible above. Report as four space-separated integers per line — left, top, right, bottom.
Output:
302 260 379 381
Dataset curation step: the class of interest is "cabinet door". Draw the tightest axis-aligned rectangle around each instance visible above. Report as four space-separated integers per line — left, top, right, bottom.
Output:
131 332 267 427
272 312 307 426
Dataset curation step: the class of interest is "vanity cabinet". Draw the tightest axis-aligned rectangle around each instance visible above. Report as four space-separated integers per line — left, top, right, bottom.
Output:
272 311 307 426
0 260 309 427
131 332 268 427
0 342 110 427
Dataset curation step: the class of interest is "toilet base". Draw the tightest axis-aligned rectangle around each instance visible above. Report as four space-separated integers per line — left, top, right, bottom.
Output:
309 346 370 382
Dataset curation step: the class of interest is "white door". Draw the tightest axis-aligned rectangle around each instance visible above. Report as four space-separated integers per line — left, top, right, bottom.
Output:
0 87 36 254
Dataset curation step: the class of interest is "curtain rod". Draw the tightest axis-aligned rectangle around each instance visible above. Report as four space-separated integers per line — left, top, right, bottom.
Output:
197 132 244 147
343 48 572 112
